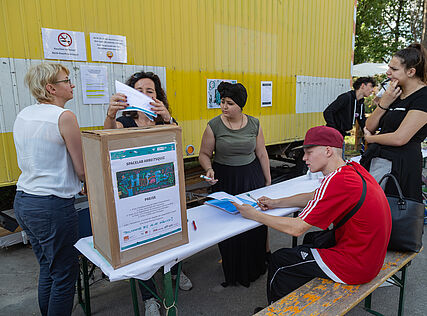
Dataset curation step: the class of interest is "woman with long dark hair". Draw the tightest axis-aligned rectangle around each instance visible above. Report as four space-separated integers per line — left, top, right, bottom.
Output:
362 43 427 203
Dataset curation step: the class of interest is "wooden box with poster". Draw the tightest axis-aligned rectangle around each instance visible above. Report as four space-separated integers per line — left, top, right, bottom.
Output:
81 125 188 269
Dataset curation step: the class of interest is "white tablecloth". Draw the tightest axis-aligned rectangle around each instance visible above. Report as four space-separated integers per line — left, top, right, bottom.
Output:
74 175 322 282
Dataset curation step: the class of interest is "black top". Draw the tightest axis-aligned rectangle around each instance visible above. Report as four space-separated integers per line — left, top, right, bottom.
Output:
323 90 366 136
116 115 177 128
360 86 427 202
377 86 427 142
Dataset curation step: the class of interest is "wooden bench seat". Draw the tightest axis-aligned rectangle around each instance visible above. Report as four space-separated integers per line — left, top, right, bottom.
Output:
255 249 421 316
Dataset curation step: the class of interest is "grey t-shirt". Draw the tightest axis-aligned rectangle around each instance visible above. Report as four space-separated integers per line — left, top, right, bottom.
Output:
208 115 259 166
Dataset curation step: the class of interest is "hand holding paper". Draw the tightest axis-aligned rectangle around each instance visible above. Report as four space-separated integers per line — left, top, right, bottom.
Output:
115 80 157 120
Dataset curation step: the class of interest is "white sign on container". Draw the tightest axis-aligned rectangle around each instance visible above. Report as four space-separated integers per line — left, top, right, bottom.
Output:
80 65 109 104
90 33 127 63
261 81 273 107
42 28 87 61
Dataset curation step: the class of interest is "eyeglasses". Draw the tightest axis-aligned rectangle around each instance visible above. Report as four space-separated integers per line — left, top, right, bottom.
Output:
54 79 72 85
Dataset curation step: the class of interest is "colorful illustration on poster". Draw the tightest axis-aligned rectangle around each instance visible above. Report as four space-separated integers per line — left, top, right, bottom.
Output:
116 162 175 199
207 79 237 109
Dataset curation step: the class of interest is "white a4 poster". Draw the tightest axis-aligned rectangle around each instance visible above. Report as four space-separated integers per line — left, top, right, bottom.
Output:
110 142 182 252
90 33 127 63
42 28 87 61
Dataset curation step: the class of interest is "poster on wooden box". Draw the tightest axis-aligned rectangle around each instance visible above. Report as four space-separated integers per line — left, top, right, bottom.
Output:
109 142 182 252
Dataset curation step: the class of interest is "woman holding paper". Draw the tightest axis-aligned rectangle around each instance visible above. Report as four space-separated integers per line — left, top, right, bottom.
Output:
103 70 190 316
199 81 271 288
103 71 176 129
13 63 85 316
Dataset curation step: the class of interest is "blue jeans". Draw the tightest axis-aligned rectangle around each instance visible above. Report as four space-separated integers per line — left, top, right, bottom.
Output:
14 191 79 316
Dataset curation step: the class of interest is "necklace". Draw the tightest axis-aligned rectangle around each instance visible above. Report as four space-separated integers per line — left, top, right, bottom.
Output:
225 114 244 130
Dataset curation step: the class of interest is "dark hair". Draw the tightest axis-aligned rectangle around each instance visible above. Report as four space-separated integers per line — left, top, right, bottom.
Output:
394 43 427 83
353 77 376 90
124 71 170 121
217 82 248 108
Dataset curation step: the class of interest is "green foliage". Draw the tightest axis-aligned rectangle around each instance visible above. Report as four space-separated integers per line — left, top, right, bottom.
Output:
355 0 424 64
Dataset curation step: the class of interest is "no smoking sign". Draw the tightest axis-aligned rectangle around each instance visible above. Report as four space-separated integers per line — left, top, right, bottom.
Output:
58 32 72 47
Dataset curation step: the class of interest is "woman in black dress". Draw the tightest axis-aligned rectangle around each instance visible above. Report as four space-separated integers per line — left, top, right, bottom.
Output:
199 82 271 287
361 43 427 203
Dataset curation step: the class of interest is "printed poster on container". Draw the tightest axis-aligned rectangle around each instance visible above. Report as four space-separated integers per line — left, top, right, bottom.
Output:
207 79 237 109
110 142 182 252
90 33 127 63
42 28 87 61
80 65 109 104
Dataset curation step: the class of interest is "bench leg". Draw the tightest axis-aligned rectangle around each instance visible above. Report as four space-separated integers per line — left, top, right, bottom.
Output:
364 294 383 316
393 264 408 316
363 263 409 316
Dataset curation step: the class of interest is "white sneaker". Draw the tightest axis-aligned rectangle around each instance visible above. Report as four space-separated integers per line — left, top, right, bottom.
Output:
172 272 193 291
145 298 161 316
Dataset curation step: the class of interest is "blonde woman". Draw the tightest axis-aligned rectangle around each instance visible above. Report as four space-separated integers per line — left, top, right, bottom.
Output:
13 63 84 316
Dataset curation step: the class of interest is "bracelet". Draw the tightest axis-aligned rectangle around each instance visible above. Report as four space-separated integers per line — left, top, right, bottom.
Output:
377 104 389 111
206 167 213 172
106 112 116 119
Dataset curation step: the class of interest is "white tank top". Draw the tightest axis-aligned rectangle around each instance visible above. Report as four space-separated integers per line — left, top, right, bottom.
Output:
13 103 81 198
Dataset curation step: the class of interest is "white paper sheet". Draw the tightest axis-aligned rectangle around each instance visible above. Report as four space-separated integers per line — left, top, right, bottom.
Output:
90 33 127 63
42 28 87 61
207 191 244 205
261 81 272 107
115 80 157 118
80 65 109 104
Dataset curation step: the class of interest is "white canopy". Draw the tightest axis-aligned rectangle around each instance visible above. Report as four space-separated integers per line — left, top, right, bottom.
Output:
353 63 388 77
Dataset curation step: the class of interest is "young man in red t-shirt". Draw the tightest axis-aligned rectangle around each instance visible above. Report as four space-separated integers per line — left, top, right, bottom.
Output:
234 126 391 304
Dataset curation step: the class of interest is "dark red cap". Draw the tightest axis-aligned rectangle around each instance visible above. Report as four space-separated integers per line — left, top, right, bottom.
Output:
303 126 343 148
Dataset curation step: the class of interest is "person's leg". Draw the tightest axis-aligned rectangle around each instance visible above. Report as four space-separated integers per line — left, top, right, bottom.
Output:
171 263 193 291
267 245 329 304
14 192 54 316
138 278 157 301
43 196 79 316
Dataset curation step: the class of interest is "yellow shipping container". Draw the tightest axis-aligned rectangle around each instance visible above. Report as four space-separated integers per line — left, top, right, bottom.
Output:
0 0 355 186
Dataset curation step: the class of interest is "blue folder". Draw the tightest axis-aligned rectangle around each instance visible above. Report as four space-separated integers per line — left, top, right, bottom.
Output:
204 197 257 215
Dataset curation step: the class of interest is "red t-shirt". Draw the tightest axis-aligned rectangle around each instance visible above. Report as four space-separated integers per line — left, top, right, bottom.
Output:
299 162 391 284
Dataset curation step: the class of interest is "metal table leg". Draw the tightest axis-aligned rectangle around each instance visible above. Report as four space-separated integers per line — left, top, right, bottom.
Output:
77 256 92 316
130 278 140 316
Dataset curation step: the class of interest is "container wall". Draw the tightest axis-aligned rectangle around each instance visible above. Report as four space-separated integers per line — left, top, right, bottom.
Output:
0 0 354 186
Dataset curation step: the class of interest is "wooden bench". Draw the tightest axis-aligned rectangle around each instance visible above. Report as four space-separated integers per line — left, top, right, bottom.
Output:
255 249 422 316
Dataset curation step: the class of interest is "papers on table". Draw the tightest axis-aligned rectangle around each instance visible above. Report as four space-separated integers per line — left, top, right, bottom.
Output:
207 191 244 205
205 191 257 215
115 80 157 121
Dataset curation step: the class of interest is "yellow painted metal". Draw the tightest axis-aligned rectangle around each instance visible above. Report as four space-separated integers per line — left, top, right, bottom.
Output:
0 0 354 186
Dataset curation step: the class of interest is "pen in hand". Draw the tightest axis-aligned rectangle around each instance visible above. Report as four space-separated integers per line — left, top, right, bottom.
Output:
246 193 265 207
200 175 212 181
